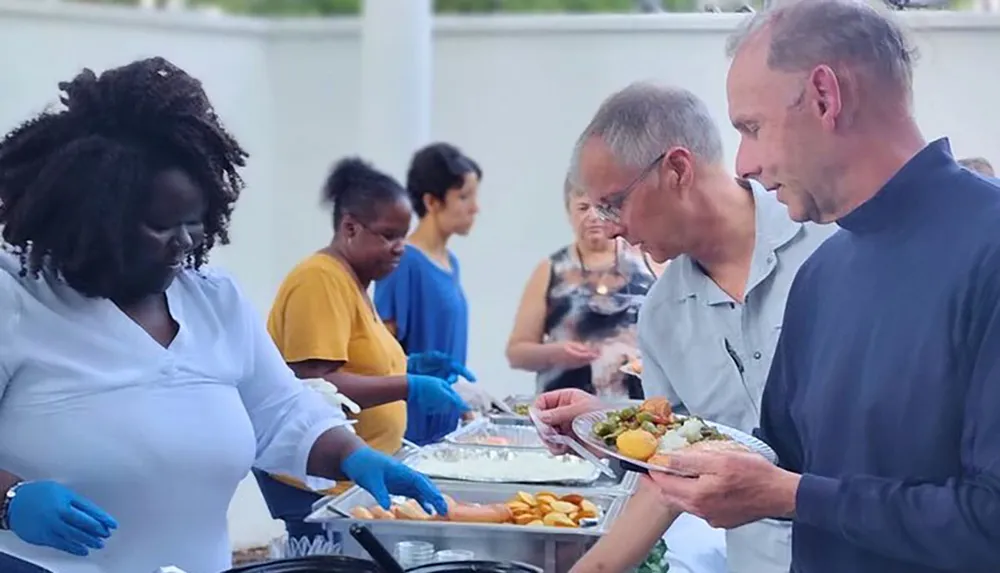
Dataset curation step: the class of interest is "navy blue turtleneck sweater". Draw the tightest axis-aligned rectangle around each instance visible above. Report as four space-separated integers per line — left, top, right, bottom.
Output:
760 139 1000 573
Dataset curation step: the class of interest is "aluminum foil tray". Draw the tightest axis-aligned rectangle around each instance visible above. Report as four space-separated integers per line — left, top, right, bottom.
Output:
445 421 545 449
401 444 602 485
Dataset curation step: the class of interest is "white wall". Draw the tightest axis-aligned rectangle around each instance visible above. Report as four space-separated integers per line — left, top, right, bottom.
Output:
2 0 999 548
267 12 1000 406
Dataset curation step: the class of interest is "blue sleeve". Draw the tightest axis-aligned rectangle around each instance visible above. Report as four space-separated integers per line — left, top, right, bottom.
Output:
373 256 413 346
794 250 1000 570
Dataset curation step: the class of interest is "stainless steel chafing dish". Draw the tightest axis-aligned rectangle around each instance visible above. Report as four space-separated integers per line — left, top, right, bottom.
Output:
307 481 629 573
485 395 533 424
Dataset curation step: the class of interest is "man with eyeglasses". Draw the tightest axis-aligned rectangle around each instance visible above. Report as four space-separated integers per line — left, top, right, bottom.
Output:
535 82 833 573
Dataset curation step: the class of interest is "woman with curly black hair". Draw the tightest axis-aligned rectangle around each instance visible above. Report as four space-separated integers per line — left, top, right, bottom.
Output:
0 58 446 573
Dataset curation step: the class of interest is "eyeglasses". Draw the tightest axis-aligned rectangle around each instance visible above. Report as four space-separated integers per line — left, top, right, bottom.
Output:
594 151 666 224
352 217 406 247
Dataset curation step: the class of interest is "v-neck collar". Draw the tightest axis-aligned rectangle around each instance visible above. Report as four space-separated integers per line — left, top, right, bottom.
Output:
96 277 187 353
407 244 455 276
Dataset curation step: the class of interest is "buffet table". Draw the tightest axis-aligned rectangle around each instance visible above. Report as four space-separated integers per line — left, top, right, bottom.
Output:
306 413 640 573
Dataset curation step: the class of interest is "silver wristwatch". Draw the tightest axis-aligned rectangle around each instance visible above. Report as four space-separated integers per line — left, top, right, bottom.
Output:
0 481 25 531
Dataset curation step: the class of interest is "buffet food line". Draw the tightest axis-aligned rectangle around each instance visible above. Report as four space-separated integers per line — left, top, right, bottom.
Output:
304 396 642 573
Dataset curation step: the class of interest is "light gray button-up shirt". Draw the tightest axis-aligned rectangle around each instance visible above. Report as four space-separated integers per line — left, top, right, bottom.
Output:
639 181 835 573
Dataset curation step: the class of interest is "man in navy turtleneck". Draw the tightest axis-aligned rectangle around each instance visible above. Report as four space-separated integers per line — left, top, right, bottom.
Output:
644 1 1000 572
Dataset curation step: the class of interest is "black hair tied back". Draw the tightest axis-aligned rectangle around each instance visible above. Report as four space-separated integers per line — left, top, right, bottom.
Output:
322 156 407 229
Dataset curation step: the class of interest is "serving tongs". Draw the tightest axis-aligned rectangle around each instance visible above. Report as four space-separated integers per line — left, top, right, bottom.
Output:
528 407 617 479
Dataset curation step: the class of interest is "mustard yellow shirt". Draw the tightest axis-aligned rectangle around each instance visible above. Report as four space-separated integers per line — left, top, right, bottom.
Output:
266 253 407 495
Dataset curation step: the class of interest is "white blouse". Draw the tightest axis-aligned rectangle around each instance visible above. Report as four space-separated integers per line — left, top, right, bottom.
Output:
0 251 351 573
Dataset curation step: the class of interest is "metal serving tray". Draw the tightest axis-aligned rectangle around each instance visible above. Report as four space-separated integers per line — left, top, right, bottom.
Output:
487 412 531 425
445 419 546 449
308 481 628 573
401 443 603 486
486 394 533 424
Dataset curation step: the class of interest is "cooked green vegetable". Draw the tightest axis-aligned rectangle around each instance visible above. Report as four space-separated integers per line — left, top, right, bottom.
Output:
591 404 729 448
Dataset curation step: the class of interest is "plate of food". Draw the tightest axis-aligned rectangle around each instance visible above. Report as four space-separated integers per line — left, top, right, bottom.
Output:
571 398 776 475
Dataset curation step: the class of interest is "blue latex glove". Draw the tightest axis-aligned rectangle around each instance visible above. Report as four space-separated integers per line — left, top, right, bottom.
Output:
407 351 477 385
7 481 118 556
405 374 469 445
341 447 448 516
407 374 469 417
404 407 463 446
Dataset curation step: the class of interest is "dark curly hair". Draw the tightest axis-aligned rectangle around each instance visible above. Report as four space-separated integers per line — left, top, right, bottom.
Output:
0 57 248 298
405 142 481 218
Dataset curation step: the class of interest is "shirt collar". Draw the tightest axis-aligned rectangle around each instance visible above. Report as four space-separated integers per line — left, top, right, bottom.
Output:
838 138 955 235
676 179 802 304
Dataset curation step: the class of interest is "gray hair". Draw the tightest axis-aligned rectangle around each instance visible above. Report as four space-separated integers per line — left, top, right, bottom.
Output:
570 82 724 179
958 157 995 177
726 0 917 96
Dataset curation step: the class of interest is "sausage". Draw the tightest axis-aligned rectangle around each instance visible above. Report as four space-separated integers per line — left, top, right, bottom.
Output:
432 495 460 521
445 503 513 524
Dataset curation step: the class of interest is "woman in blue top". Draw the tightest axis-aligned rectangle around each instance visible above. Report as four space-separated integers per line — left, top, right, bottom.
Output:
374 143 481 444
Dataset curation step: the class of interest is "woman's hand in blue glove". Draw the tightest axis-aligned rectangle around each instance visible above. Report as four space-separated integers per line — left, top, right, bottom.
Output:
341 447 449 516
404 408 464 446
7 481 118 556
406 374 469 417
407 351 477 384
405 375 469 445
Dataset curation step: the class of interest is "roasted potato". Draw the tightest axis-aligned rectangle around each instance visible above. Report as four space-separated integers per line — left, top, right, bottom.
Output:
542 512 576 527
548 500 578 515
515 491 537 506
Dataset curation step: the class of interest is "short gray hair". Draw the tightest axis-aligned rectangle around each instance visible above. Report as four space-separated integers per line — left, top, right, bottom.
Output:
727 0 917 95
570 82 724 177
958 157 995 177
